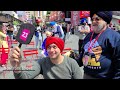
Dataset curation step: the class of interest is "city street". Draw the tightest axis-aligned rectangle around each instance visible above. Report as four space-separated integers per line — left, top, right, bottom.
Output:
1 11 120 79
0 32 84 79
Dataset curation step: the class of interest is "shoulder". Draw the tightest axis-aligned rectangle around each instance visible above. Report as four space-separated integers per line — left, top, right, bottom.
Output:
104 28 120 39
102 28 120 47
64 56 79 66
84 32 92 39
57 25 61 28
37 57 50 65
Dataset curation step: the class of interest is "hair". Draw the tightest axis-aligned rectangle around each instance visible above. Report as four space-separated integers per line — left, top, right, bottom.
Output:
45 31 52 37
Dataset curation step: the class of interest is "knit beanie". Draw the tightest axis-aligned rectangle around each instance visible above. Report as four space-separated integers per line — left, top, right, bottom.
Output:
45 36 64 53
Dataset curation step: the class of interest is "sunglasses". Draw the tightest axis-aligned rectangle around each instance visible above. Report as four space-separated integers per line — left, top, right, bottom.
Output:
92 17 102 21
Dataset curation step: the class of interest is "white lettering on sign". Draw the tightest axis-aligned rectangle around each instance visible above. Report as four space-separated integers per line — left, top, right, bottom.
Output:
73 11 78 15
20 29 30 42
73 15 77 20
21 32 28 39
71 11 80 26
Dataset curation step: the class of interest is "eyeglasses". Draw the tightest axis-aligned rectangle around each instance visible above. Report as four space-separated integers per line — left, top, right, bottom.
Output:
92 17 102 21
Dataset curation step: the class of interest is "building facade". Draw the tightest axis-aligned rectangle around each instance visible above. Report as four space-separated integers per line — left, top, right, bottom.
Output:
0 11 23 24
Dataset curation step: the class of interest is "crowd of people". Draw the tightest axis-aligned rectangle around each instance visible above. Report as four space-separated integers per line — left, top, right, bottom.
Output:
1 11 120 79
0 22 19 66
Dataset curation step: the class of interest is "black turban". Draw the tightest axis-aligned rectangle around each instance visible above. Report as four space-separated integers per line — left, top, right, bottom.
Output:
90 11 112 24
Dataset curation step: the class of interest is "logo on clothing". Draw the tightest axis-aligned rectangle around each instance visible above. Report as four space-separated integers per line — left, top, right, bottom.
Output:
83 39 102 69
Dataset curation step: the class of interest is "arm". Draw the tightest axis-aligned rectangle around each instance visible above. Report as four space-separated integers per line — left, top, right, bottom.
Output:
54 26 60 34
112 39 120 79
9 46 41 79
80 26 90 34
42 38 46 50
84 26 90 34
54 31 59 34
59 26 64 39
0 32 7 38
76 48 84 67
14 61 41 79
70 58 83 79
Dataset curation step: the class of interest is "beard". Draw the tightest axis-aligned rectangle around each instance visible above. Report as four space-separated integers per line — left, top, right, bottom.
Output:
92 23 105 33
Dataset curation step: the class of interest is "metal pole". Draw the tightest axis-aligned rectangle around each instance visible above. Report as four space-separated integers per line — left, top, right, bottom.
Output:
34 11 36 23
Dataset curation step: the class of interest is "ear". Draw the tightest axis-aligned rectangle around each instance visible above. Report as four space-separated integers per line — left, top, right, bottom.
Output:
103 21 107 28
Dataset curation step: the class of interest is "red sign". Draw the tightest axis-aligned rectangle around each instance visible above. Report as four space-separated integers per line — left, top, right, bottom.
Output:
60 12 65 19
80 11 90 18
71 11 80 26
36 19 42 23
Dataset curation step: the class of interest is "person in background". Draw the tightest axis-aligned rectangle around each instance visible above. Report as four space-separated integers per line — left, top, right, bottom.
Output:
116 21 120 34
41 31 53 57
108 22 113 29
35 24 42 49
9 36 82 79
78 20 90 54
6 24 14 48
50 21 64 40
116 20 120 31
70 26 75 35
62 23 67 42
42 25 46 33
0 24 9 67
77 11 120 79
13 25 18 40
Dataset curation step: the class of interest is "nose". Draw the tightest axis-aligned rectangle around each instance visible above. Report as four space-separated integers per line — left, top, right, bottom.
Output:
92 19 96 23
92 20 98 25
49 47 54 52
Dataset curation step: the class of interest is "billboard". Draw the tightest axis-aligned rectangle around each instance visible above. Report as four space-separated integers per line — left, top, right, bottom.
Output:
71 11 80 26
80 11 90 18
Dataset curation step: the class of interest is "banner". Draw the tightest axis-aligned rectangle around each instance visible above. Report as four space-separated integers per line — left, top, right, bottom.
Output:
71 11 80 26
80 11 90 18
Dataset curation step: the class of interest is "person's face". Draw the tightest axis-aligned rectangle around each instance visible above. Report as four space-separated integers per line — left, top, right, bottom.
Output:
52 26 54 29
46 33 52 37
92 14 107 33
47 43 61 60
2 25 6 33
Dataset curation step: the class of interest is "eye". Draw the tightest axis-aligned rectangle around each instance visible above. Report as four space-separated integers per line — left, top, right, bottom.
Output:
96 17 100 21
53 46 57 49
47 46 51 49
92 17 101 21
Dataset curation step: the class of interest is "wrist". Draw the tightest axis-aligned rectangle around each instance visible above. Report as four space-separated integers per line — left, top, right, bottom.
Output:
13 66 22 73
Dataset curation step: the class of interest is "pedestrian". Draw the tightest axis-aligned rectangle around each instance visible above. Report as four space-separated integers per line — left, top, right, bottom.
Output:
6 24 14 48
9 36 82 79
70 26 75 34
78 20 90 54
41 31 53 57
62 23 67 42
0 24 9 66
50 21 64 40
42 25 47 33
77 11 120 79
13 25 18 40
35 24 42 49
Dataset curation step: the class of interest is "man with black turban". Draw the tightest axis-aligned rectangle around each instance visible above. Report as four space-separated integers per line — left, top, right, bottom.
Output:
77 11 120 79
